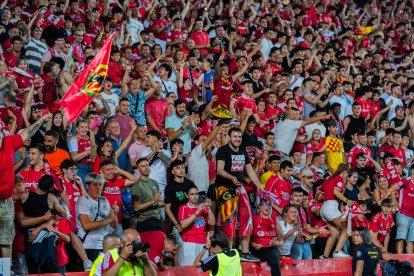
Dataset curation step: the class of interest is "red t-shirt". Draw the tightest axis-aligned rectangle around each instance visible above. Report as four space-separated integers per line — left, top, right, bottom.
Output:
167 30 188 44
152 18 170 41
235 94 257 115
347 145 374 167
379 142 392 159
308 202 329 238
355 97 372 119
305 140 324 155
178 203 208 244
63 178 82 231
253 112 270 139
351 215 371 231
264 175 292 214
389 146 406 167
102 178 126 221
139 230 166 265
371 212 394 243
370 100 381 118
0 106 24 130
398 178 414 218
265 105 283 131
107 61 124 85
190 31 210 56
178 84 197 105
54 218 71 267
3 51 20 68
213 76 234 109
145 97 169 135
251 214 277 247
318 175 345 201
18 165 63 193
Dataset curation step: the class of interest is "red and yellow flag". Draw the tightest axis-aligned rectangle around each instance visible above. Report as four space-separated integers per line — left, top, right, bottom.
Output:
60 33 115 122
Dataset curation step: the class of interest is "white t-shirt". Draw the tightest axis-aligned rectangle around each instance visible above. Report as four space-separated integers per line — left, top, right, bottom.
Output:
187 143 209 193
126 18 145 45
278 220 298 256
139 147 171 193
94 92 119 117
76 195 114 250
385 95 403 121
154 75 178 99
274 119 302 155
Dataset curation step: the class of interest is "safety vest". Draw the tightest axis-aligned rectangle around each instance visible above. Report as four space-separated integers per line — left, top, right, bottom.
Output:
211 249 242 276
89 254 104 276
109 248 144 276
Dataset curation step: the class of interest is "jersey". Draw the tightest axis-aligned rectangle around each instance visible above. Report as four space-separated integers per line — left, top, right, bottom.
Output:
325 136 344 170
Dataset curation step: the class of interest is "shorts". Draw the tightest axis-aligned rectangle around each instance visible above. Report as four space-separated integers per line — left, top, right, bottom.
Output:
0 198 15 245
320 200 341 222
396 212 414 242
178 242 207 266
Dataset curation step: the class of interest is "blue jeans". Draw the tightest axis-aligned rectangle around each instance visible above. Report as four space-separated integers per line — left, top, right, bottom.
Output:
290 242 312 260
77 163 91 186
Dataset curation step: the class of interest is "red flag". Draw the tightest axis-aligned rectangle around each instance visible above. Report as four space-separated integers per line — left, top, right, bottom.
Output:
40 9 65 28
60 33 115 122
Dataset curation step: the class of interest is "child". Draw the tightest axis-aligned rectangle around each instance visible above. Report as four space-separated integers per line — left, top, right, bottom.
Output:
370 199 395 252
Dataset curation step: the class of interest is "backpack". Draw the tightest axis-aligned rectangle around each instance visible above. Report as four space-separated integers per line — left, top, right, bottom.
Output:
381 260 413 276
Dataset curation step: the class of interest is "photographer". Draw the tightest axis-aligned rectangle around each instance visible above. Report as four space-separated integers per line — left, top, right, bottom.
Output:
102 229 156 276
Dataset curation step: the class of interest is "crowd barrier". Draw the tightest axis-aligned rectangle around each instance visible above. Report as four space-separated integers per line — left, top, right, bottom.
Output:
26 254 414 276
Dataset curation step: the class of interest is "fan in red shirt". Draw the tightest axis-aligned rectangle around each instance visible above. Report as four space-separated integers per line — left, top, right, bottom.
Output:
318 164 352 258
107 49 124 85
266 92 283 131
371 199 395 247
3 36 23 69
264 161 294 215
230 81 258 119
100 161 136 222
167 18 188 47
388 131 406 167
355 90 373 119
190 18 210 56
347 132 374 168
254 99 270 139
151 6 170 42
139 230 179 269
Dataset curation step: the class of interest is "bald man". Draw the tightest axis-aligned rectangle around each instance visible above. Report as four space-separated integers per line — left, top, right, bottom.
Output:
90 234 121 276
102 229 157 276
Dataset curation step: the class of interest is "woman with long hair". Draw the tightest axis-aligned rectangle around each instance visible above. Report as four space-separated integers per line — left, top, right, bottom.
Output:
372 175 398 214
46 111 70 151
318 163 353 258
277 204 299 257
351 227 392 276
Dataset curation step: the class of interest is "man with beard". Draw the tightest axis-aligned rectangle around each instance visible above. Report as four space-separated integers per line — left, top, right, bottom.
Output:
109 98 137 150
44 130 70 175
28 104 46 146
190 18 210 56
215 127 262 262
302 78 330 119
165 99 192 155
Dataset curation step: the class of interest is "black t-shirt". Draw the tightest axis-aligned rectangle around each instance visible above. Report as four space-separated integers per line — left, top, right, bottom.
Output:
164 178 194 220
352 244 381 275
201 249 237 275
241 132 258 149
215 144 251 189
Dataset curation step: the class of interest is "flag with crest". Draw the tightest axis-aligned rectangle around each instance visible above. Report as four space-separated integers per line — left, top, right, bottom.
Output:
60 33 115 122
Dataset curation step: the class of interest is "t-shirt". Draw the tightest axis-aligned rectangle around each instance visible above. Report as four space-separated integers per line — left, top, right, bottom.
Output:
144 97 169 135
347 145 374 168
139 230 166 264
63 178 82 232
265 175 293 214
76 195 113 250
165 114 192 154
278 220 298 256
398 178 414 218
215 144 251 189
318 175 345 201
102 178 126 221
45 148 70 175
178 203 209 243
325 136 344 170
0 134 23 199
19 165 63 193
274 119 302 155
139 148 170 192
371 212 394 243
94 92 119 117
251 215 277 247
130 178 161 222
164 178 194 220
187 144 209 193
200 249 239 275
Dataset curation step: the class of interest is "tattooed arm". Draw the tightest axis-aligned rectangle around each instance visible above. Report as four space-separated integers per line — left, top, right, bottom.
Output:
19 113 51 142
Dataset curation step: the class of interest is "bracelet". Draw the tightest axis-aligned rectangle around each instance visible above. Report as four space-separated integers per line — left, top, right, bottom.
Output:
120 255 128 261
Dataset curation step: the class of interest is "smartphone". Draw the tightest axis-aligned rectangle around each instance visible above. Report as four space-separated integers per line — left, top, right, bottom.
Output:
90 118 102 129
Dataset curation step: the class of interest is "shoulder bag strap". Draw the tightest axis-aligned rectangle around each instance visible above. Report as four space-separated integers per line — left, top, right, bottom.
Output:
81 197 101 243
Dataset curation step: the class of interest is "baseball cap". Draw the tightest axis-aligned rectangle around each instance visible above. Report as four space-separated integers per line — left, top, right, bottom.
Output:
302 169 314 178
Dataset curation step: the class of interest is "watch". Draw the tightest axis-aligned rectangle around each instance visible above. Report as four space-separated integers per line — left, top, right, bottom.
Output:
204 245 210 250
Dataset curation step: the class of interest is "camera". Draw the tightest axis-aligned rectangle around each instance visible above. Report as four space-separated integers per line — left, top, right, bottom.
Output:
131 241 151 255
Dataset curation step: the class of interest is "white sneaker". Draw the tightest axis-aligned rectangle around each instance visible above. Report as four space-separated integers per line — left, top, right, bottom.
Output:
332 250 350 258
319 255 327 259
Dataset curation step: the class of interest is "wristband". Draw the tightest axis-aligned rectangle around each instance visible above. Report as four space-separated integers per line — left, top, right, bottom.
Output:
120 255 128 261
204 245 210 250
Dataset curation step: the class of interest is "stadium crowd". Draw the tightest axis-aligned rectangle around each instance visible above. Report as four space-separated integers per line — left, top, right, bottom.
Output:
1 0 414 275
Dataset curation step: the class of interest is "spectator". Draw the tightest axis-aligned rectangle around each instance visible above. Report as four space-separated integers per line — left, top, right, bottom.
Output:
131 158 164 232
178 185 215 266
89 234 121 276
278 204 299 257
165 99 193 155
265 160 293 216
76 173 117 262
44 130 70 175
